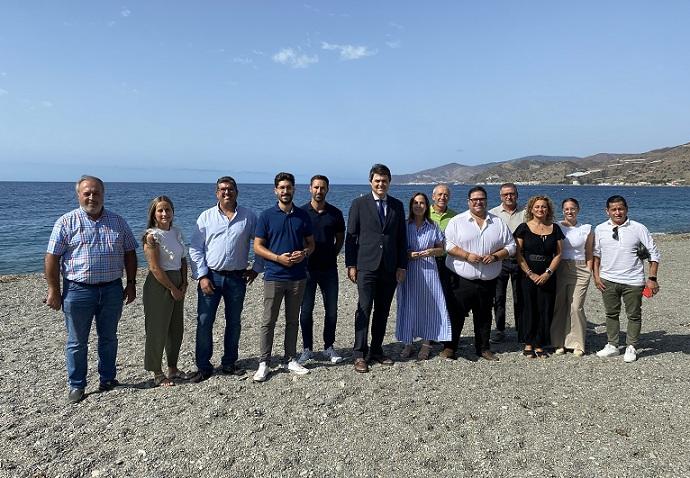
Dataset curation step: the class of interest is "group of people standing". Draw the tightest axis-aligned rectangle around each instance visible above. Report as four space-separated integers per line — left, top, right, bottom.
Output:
44 168 661 404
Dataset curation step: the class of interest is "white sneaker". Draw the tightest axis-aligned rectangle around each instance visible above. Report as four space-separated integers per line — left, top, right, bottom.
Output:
596 344 620 358
623 345 637 363
287 360 309 375
253 362 269 382
298 348 313 365
554 347 565 355
323 346 343 364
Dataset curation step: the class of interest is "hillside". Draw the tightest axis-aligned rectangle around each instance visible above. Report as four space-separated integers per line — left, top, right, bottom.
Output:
394 142 690 185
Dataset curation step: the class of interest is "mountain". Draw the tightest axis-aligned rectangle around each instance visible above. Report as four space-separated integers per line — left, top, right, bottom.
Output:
394 142 690 185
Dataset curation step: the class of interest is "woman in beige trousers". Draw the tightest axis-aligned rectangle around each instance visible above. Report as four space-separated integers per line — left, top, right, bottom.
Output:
551 198 593 356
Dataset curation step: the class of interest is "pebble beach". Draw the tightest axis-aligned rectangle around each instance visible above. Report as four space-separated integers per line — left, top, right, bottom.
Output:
1 235 690 478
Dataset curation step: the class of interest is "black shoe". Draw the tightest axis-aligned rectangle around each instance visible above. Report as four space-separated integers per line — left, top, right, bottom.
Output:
67 388 85 404
221 364 246 376
489 331 505 344
98 379 120 392
190 371 213 383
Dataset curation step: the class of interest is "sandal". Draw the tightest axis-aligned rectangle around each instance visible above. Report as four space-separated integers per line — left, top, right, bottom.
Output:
417 343 432 361
535 349 550 359
522 348 536 358
167 369 191 380
154 373 175 387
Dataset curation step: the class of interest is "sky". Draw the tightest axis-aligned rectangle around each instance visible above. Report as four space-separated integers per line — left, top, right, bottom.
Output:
1 1 690 184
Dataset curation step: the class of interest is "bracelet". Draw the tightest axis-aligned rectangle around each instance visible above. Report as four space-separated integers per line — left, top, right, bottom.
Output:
546 268 553 275
648 276 657 282
464 251 470 260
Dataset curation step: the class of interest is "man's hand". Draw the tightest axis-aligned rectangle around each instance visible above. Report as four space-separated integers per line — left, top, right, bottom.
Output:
594 275 606 292
275 253 294 267
396 268 406 284
347 267 357 283
646 278 660 296
466 252 482 264
481 254 498 265
200 277 215 296
123 283 136 304
244 269 258 285
288 250 307 264
45 287 62 311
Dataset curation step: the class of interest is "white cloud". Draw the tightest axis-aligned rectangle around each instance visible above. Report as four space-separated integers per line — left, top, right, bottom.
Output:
272 48 318 69
233 57 253 65
41 100 53 108
389 21 404 30
386 40 401 49
121 8 131 17
0 88 8 96
321 42 377 60
252 49 265 56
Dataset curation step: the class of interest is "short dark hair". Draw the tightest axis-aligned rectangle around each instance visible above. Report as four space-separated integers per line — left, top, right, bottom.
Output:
499 182 518 196
274 172 295 187
369 164 392 182
562 197 580 208
606 195 627 209
408 192 431 223
310 174 330 187
216 176 237 190
467 186 488 199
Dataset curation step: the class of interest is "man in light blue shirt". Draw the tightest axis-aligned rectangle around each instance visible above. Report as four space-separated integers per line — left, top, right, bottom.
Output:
188 176 258 382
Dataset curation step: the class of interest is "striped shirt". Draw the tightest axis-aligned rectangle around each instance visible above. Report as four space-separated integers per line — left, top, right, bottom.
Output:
47 207 138 284
444 210 516 280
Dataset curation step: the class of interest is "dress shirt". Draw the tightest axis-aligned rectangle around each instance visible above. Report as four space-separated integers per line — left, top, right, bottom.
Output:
489 204 526 233
444 210 516 280
372 192 388 216
189 204 257 279
593 218 660 286
47 207 138 283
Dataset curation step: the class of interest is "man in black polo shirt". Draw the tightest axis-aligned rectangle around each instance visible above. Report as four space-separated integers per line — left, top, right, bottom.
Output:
298 175 346 365
253 172 315 382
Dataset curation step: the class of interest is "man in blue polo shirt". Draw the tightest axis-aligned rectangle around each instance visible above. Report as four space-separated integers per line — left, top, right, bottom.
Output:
297 174 346 365
253 172 315 382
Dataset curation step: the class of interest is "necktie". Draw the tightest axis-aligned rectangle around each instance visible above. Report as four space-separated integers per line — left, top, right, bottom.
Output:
377 199 386 225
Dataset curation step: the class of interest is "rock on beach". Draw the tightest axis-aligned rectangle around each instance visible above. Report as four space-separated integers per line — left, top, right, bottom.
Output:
1 235 690 477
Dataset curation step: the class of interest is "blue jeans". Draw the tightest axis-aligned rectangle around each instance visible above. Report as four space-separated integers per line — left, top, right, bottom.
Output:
195 270 247 374
62 279 124 389
299 268 339 350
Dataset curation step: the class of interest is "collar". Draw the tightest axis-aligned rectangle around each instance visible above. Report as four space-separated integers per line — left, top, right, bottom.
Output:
274 202 294 214
372 192 388 201
464 210 493 223
78 207 106 222
607 218 630 228
498 203 521 214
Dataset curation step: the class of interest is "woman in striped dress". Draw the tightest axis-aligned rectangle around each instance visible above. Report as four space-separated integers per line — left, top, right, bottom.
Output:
396 193 452 360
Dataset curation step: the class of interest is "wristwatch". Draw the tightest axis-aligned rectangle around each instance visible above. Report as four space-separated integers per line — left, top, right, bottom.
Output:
546 268 553 275
648 276 657 282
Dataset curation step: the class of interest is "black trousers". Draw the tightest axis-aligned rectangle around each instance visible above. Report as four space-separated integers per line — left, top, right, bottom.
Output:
443 274 497 355
353 267 397 358
493 259 522 332
435 257 462 331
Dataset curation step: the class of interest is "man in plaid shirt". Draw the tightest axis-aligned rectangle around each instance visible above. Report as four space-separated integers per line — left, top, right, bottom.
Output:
45 175 138 404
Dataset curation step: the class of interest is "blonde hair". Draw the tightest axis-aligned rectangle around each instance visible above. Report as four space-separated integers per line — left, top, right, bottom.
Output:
524 195 555 224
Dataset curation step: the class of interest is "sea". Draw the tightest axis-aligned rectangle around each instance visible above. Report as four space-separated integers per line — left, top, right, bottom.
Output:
1 181 688 275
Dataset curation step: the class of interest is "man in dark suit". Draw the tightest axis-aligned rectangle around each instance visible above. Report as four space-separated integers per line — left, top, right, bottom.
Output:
345 164 408 373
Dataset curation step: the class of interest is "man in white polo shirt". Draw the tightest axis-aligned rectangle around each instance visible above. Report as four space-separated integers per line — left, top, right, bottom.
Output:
593 195 660 363
442 186 516 361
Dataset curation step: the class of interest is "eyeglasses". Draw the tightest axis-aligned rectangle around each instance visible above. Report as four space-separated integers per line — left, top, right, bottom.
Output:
217 187 236 193
500 192 516 197
468 197 487 203
612 226 619 240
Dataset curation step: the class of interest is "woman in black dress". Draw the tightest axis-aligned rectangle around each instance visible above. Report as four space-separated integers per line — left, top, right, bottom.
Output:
514 196 564 358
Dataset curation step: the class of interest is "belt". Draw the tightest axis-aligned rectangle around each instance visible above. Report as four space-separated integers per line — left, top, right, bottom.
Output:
67 279 120 287
563 259 588 266
527 254 548 261
210 269 245 276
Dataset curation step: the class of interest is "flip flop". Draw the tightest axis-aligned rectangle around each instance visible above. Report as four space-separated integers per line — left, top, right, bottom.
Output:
154 374 175 387
167 370 192 380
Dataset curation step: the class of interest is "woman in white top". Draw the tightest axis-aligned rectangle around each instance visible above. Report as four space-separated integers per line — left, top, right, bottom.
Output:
143 196 189 386
550 198 593 356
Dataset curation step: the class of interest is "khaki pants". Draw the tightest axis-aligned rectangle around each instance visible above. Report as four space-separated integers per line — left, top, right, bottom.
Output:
551 260 591 351
601 279 644 346
260 279 306 363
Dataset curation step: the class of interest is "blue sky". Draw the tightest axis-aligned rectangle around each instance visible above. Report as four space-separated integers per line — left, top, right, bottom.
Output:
1 1 689 183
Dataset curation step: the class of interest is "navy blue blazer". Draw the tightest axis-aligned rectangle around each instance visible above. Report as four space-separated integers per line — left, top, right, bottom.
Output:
344 193 408 273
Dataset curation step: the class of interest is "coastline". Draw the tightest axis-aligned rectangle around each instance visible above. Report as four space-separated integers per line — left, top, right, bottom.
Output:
1 236 690 476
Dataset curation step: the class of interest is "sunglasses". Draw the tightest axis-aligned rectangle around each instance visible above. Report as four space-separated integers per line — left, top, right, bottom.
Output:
612 226 619 241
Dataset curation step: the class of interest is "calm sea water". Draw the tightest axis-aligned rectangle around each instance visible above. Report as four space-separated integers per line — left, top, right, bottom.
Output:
1 181 687 275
